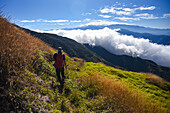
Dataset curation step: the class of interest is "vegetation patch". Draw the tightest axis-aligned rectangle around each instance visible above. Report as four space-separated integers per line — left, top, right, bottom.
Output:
0 14 169 113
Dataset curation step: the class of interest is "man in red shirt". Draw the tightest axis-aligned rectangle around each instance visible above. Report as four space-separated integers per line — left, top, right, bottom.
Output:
53 47 67 84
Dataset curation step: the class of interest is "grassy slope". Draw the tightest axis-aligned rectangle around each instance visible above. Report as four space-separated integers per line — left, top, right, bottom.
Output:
22 27 170 82
6 50 168 113
1 15 169 113
84 44 170 82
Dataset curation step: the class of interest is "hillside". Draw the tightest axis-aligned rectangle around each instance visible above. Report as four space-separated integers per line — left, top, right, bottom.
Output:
85 44 170 82
1 15 170 113
21 27 170 82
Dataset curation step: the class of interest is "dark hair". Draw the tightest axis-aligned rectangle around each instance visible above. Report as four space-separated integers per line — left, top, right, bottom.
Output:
58 47 62 54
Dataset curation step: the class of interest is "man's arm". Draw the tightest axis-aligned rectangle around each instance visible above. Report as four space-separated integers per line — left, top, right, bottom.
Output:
63 54 67 69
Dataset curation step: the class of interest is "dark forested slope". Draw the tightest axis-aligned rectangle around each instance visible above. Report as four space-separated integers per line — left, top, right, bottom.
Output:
84 44 170 82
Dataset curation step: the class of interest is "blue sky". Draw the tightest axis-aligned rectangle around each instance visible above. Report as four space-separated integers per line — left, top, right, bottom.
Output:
1 0 170 30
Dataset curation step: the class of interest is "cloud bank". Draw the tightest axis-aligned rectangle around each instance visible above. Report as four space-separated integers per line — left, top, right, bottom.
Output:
20 19 69 23
98 5 169 21
98 14 111 18
100 6 156 16
36 28 170 67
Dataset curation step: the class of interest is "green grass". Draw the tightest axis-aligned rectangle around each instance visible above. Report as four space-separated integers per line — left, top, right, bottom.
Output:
83 62 170 105
6 50 170 113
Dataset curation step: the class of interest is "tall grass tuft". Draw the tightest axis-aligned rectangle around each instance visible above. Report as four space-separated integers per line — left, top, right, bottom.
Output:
0 12 52 88
144 73 170 91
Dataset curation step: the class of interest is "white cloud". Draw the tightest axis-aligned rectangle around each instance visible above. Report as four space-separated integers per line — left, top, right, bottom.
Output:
163 13 170 18
116 11 132 15
122 8 133 12
20 20 36 22
79 20 132 27
83 18 91 22
135 13 150 17
98 14 111 18
115 13 160 21
100 7 133 16
140 15 158 19
99 6 156 16
135 13 159 19
115 17 140 21
36 28 170 67
43 20 69 22
70 20 82 23
82 12 92 16
136 6 156 10
113 13 160 21
115 7 123 10
100 7 116 14
20 19 69 23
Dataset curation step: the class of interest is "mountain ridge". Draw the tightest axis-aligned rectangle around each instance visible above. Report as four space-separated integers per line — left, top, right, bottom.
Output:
20 26 170 82
118 29 170 45
63 24 170 36
84 44 170 82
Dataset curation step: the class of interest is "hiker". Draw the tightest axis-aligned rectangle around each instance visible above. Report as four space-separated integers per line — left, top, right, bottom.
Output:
53 47 67 84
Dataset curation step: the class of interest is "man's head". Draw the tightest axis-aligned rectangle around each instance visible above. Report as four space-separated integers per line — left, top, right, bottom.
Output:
58 47 62 54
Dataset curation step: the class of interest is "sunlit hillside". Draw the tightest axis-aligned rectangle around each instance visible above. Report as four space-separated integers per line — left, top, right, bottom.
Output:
0 14 169 113
22 26 170 81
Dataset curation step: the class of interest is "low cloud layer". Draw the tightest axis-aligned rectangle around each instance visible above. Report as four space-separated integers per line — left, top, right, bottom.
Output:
36 28 170 67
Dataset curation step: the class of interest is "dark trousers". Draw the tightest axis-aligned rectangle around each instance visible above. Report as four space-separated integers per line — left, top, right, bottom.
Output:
56 67 65 83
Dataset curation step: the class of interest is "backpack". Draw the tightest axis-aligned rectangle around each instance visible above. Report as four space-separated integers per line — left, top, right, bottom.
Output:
56 53 64 68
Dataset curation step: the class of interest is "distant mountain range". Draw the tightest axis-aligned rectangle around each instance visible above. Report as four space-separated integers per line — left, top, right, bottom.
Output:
63 24 170 45
118 29 170 45
64 24 170 36
21 27 170 81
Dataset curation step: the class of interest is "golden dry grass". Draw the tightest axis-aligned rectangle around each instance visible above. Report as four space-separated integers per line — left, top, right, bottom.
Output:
145 73 164 82
97 62 107 66
79 73 167 113
72 57 85 62
143 73 170 91
0 13 53 86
